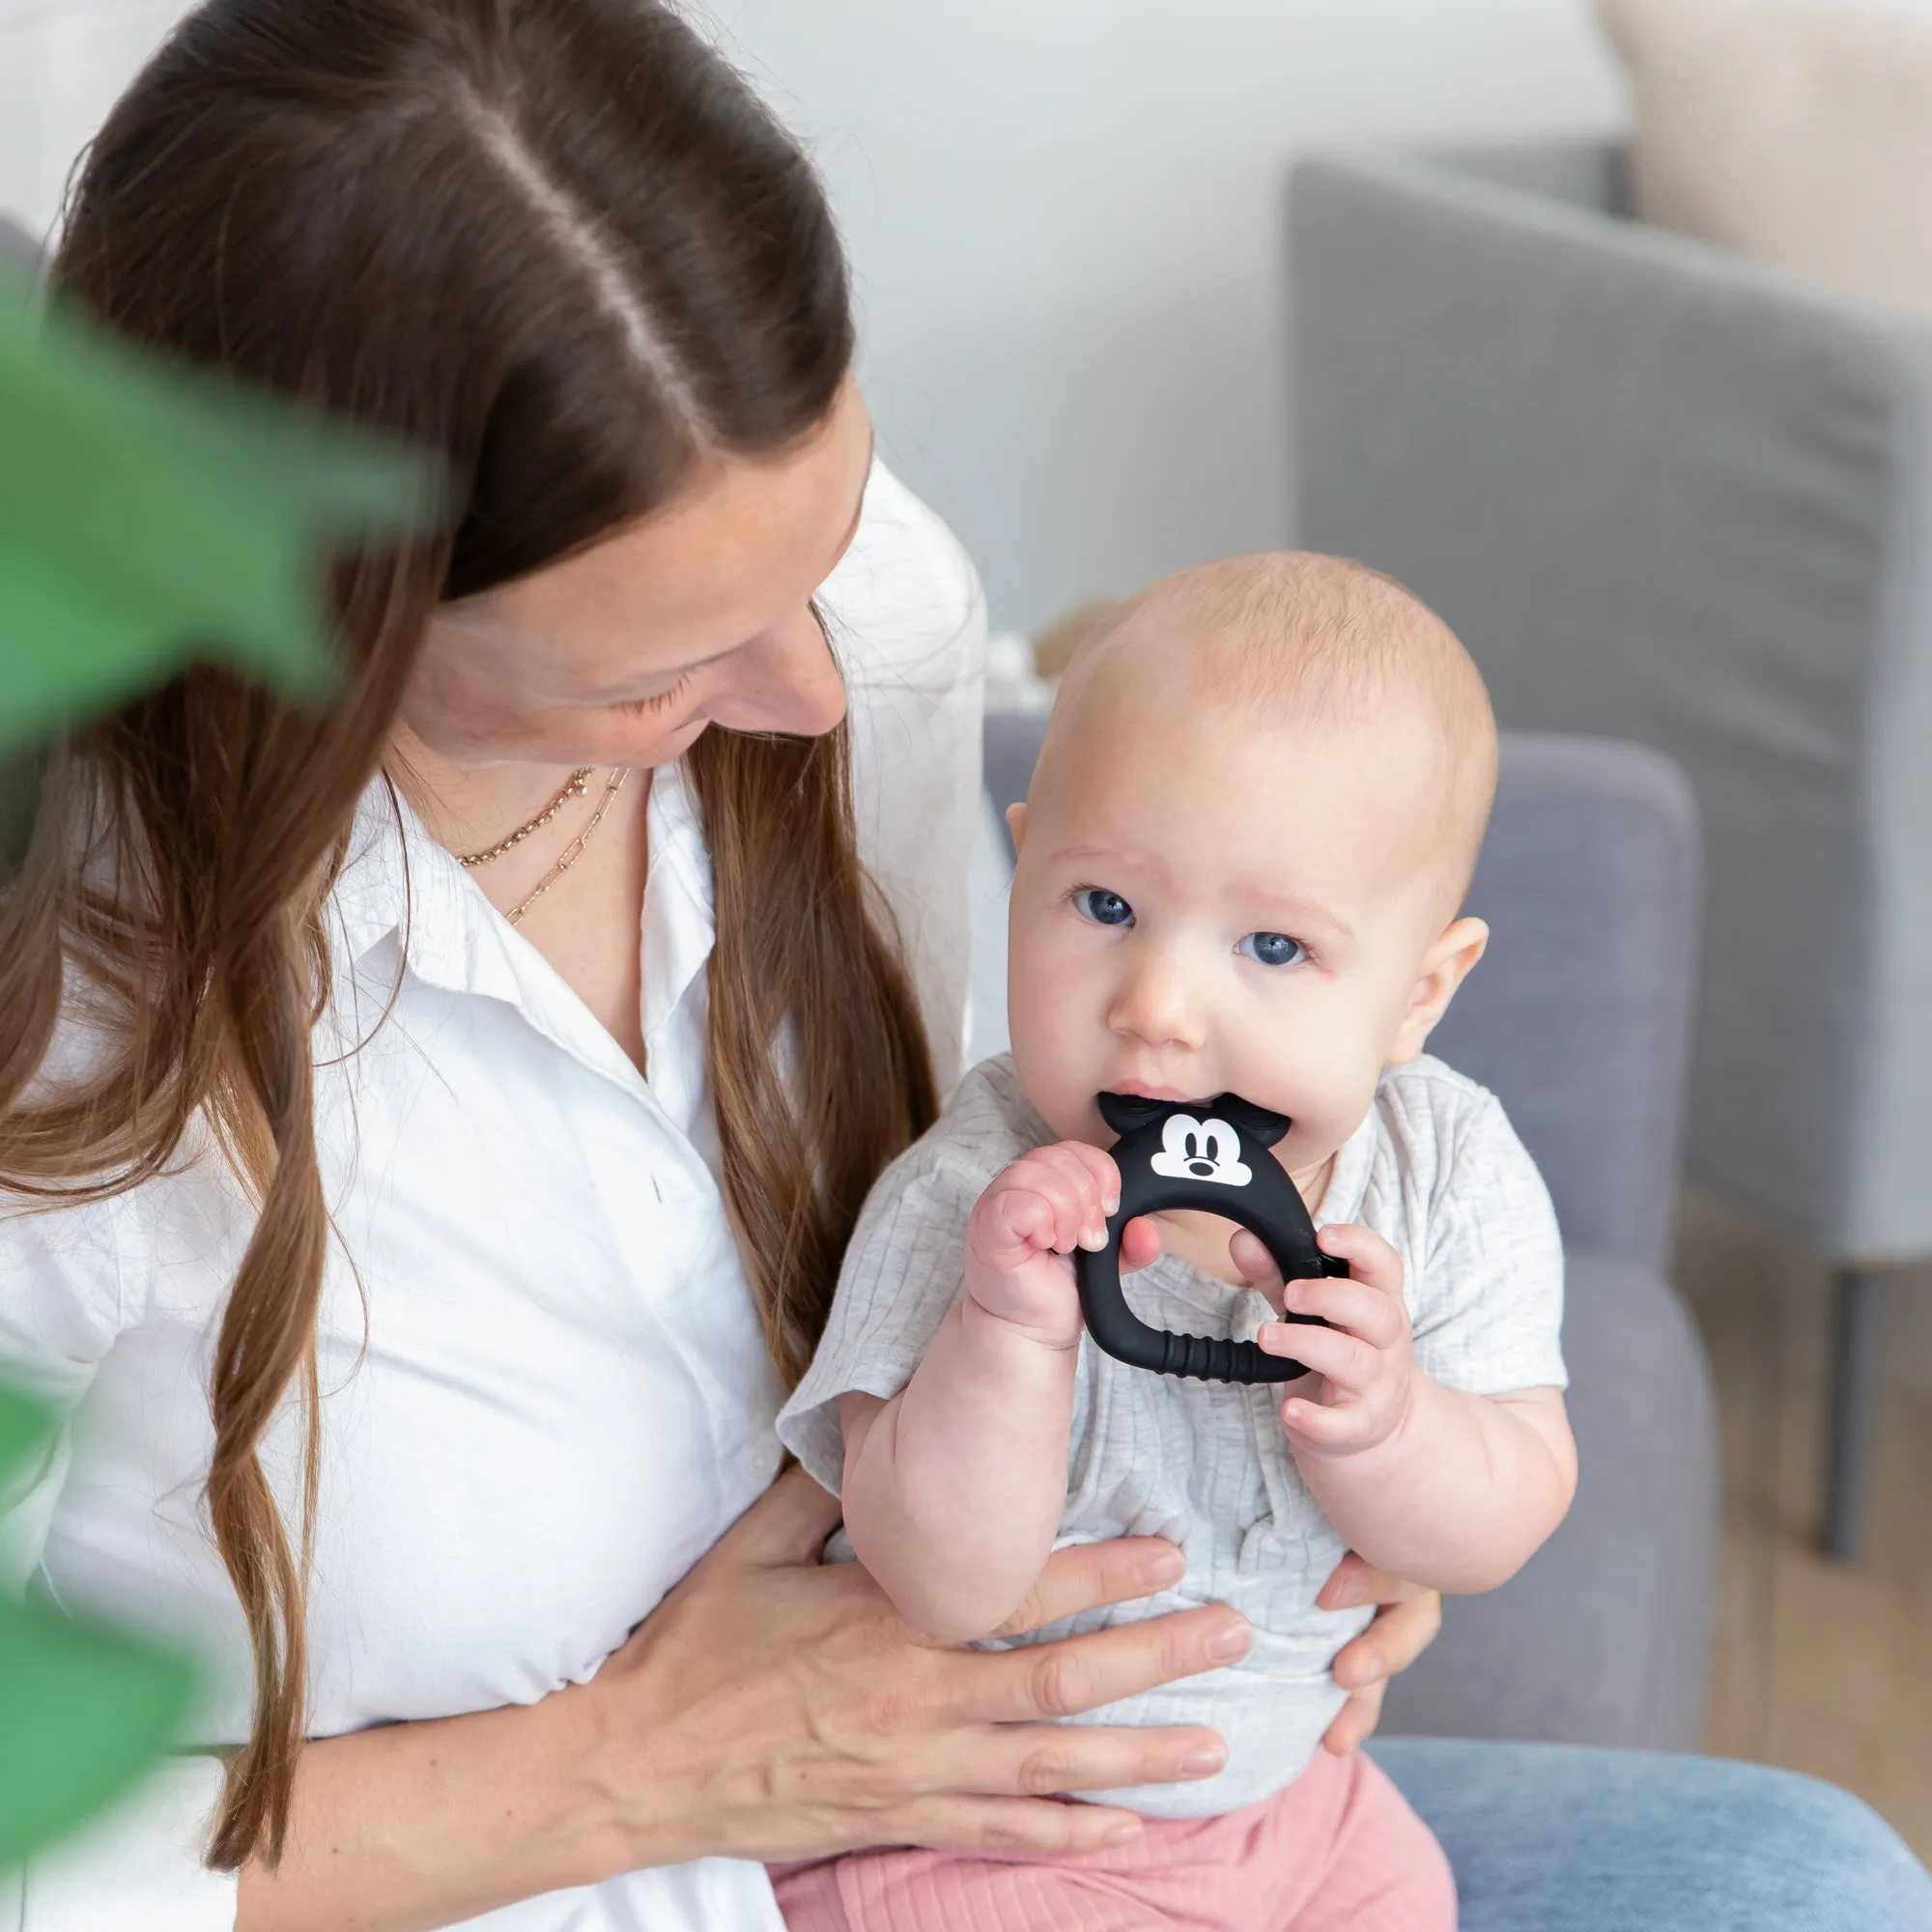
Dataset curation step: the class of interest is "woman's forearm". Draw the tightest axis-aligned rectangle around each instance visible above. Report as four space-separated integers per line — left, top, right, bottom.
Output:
1293 1381 1576 1595
237 1682 629 1932
841 1295 1077 1642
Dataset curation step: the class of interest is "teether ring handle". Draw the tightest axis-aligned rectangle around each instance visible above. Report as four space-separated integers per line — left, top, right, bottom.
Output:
1074 1091 1349 1385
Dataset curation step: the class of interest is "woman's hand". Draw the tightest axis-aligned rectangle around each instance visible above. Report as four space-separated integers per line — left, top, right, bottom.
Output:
1314 1553 1442 1756
582 1465 1248 1869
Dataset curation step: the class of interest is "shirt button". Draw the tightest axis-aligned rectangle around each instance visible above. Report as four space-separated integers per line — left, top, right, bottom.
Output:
742 1435 783 1484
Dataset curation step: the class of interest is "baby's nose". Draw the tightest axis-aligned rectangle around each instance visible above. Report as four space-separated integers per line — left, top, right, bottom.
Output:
1107 946 1206 1050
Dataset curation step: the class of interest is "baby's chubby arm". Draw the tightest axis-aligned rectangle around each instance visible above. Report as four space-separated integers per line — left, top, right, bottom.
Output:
1246 1225 1577 1596
838 1143 1118 1644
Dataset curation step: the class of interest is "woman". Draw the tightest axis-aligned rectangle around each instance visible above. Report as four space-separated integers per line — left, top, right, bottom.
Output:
0 5 1924 1931
0 4 1427 1925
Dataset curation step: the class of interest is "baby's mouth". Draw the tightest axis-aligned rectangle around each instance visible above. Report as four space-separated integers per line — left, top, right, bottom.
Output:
1106 1078 1212 1105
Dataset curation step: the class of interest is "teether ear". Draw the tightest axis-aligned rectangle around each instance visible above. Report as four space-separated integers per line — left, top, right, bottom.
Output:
1208 1093 1291 1149
1096 1091 1189 1138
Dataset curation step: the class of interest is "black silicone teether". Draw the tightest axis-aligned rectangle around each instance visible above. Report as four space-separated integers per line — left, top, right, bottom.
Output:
1073 1091 1347 1383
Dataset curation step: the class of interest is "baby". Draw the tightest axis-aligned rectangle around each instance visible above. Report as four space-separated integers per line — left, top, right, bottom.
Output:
774 553 1577 1930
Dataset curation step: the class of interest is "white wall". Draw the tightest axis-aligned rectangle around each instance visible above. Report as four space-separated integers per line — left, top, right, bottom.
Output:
1 1 1632 631
0 1 182 241
705 0 1628 631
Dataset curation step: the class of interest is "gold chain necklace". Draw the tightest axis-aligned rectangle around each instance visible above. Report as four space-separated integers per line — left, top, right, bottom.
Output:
458 767 595 868
499 766 630 927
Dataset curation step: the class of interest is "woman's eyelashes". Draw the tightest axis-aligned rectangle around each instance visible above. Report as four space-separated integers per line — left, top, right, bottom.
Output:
1238 930 1308 969
1072 886 1134 928
610 668 695 715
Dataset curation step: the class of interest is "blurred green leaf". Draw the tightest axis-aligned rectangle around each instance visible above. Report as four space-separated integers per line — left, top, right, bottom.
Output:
0 1595 198 1869
0 1384 52 1487
0 1388 199 1871
0 270 443 753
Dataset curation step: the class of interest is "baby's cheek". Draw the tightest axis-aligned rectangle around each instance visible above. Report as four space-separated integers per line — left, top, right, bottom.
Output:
1248 1028 1384 1162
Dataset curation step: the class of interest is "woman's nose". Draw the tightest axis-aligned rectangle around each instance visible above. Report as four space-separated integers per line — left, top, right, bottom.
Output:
1107 941 1205 1052
704 605 848 739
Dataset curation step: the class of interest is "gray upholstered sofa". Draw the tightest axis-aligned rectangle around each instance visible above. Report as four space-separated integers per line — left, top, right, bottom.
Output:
980 717 1718 1751
1288 139 1932 1558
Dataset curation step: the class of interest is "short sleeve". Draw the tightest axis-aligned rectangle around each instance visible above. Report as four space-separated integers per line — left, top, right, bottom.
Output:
823 461 987 1097
777 1151 980 1494
1407 1090 1568 1397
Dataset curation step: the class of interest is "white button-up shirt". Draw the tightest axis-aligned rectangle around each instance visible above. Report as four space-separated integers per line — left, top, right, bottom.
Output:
0 463 984 1932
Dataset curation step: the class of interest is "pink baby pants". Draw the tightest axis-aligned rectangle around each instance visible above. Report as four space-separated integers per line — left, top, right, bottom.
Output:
770 1746 1456 1932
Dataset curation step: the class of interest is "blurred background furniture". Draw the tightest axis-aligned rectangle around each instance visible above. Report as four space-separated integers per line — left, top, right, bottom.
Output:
978 716 1717 1750
1288 138 1932 1560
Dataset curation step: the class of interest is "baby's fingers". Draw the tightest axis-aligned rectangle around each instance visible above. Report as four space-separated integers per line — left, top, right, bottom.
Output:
1256 1319 1377 1395
1012 1145 1116 1251
1228 1230 1285 1301
1314 1222 1402 1291
1282 1275 1406 1350
1280 1388 1380 1450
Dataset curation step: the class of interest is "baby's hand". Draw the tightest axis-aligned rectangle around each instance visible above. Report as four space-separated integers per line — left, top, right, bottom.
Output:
964 1143 1119 1349
1257 1224 1417 1458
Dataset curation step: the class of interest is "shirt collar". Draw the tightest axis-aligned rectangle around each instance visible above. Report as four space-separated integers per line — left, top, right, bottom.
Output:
327 761 719 1103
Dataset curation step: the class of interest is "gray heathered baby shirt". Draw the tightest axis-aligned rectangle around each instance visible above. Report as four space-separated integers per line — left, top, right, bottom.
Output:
778 1051 1566 1818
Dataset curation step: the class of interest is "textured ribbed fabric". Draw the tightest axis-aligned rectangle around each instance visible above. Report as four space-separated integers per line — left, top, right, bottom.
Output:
770 1747 1455 1930
778 1053 1566 1816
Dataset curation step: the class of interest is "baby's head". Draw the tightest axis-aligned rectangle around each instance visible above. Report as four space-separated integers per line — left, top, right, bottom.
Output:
1007 552 1497 1178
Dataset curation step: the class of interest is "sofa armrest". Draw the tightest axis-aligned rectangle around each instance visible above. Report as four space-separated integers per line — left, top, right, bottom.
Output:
1381 1247 1718 1752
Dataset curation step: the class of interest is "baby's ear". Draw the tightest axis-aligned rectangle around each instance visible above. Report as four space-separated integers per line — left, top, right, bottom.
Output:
1389 917 1491 1065
1211 1094 1291 1148
1006 802 1027 853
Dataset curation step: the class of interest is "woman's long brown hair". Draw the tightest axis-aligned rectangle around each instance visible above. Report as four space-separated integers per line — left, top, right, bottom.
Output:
1 0 937 1870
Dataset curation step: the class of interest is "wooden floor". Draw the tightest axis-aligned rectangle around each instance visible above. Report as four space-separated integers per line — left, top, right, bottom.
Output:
1675 1190 1932 1860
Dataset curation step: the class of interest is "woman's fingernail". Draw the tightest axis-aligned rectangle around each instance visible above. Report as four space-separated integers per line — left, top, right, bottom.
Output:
1104 1820 1145 1846
1206 1621 1251 1662
1179 1746 1227 1778
1136 1547 1185 1589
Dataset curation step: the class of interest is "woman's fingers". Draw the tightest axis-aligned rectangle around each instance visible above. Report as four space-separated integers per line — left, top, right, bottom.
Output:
952 1603 1251 1724
993 1536 1185 1636
935 1718 1228 1805
1320 1675 1388 1757
867 1793 1149 1859
1311 1555 1443 1757
1332 1585 1442 1688
1315 1552 1424 1614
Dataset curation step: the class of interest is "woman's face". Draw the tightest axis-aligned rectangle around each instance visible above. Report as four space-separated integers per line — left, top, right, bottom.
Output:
400 379 875 769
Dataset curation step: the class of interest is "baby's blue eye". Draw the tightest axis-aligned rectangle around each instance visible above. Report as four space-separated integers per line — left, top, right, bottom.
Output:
1239 930 1306 969
1075 888 1135 928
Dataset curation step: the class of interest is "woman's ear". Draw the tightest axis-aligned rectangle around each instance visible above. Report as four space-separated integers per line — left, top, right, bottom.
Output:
1006 802 1027 853
1388 917 1490 1065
